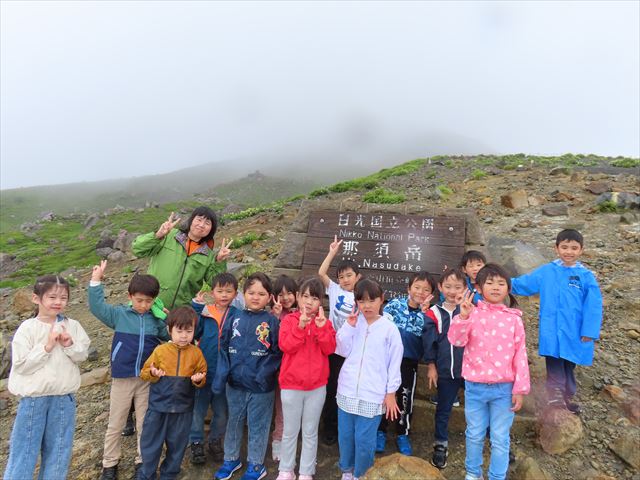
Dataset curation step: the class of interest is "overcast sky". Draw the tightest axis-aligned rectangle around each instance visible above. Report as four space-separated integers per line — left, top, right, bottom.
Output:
1 1 638 190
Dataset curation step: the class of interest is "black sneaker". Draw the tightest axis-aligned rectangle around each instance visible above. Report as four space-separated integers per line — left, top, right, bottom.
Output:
431 445 448 469
122 413 135 437
209 438 224 462
132 463 142 480
101 465 118 480
565 399 582 415
323 431 338 446
190 442 206 465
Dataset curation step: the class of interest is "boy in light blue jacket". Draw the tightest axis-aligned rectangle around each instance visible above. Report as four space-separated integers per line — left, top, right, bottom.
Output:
511 229 603 414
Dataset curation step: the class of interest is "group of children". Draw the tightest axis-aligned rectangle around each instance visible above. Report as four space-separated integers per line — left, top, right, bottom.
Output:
4 228 602 480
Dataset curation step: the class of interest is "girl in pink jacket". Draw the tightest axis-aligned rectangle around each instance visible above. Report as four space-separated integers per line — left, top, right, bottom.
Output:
448 264 530 480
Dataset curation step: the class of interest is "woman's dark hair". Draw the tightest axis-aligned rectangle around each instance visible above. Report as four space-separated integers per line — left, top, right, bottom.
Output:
298 277 325 300
244 272 273 295
166 306 197 332
33 275 70 316
475 263 519 308
354 278 384 302
181 206 218 243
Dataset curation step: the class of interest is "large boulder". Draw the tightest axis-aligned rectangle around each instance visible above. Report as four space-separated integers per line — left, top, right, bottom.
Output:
608 428 640 470
537 408 584 454
512 456 553 480
486 237 548 277
12 289 34 317
361 453 447 480
501 190 529 209
274 233 307 269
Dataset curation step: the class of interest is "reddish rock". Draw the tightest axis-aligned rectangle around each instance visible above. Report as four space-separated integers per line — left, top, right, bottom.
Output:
537 408 584 454
602 384 626 402
586 181 611 195
361 453 447 480
501 190 529 209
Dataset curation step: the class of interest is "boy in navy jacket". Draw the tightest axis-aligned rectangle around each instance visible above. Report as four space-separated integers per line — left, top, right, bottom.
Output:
89 260 170 480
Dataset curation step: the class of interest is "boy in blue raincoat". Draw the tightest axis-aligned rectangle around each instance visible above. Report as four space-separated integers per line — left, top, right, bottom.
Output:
511 229 602 414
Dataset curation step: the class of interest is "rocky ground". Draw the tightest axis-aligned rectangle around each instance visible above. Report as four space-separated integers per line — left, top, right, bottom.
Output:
1 161 639 480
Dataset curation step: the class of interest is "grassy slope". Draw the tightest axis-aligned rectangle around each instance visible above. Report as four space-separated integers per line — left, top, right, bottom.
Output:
0 153 637 289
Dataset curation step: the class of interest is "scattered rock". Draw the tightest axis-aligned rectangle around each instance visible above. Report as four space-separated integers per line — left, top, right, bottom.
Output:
0 253 24 280
501 190 529 209
80 367 110 388
486 237 548 277
84 213 99 230
12 289 34 317
537 408 584 454
542 204 569 216
602 384 626 402
112 229 135 252
596 192 640 209
586 182 611 195
87 346 99 362
550 166 572 176
274 233 307 269
513 456 553 480
0 332 10 379
609 428 640 470
96 247 114 258
528 195 546 206
39 211 55 221
620 212 638 224
361 453 447 480
107 250 126 263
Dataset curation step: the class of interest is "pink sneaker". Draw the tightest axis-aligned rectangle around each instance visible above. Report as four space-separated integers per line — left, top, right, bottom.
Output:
298 475 314 480
276 471 296 480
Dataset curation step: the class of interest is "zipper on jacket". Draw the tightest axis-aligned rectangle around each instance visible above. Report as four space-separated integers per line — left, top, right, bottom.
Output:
135 314 146 376
176 348 182 376
355 325 369 396
170 254 190 309
450 343 455 379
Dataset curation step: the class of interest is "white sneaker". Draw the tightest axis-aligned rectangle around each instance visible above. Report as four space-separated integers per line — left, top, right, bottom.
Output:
276 471 296 480
272 440 282 461
341 473 354 480
298 475 313 480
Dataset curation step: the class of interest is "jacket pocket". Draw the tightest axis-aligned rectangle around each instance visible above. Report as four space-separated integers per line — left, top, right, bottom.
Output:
111 341 123 362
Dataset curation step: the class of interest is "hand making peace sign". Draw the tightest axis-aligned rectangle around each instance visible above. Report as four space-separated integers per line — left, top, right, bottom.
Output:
155 212 181 239
216 238 233 261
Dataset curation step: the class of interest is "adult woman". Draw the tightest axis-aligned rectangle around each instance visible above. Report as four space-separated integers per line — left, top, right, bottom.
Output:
132 206 232 309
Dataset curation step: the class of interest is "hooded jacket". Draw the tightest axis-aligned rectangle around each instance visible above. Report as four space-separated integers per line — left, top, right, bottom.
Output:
212 309 282 394
278 311 336 391
88 282 169 378
132 229 227 308
423 304 465 379
512 259 602 365
383 297 428 361
191 300 236 383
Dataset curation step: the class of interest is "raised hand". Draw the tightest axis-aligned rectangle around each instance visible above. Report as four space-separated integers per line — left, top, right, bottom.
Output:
420 293 435 313
191 372 205 383
329 235 343 255
45 323 60 353
91 260 108 282
271 295 283 318
346 304 359 327
298 304 311 329
216 238 233 261
155 212 181 239
58 325 74 347
459 289 475 320
315 306 327 328
150 363 166 378
194 290 206 304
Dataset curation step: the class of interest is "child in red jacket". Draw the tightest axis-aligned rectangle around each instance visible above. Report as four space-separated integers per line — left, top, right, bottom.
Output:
276 277 336 480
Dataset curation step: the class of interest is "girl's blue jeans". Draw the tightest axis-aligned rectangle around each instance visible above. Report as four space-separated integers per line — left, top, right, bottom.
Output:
189 384 227 444
464 381 514 480
4 394 76 480
337 408 382 478
223 384 274 465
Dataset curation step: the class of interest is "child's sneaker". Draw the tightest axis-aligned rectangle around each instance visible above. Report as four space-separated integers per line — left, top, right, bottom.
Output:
190 442 206 465
100 465 118 480
209 438 224 462
396 434 412 456
340 473 354 480
272 440 282 461
240 462 267 480
431 444 448 469
565 398 582 415
215 460 243 480
298 475 313 480
430 395 460 407
375 430 386 453
276 471 296 480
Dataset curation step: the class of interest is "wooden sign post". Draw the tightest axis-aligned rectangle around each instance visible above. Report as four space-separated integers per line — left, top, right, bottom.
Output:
302 211 466 299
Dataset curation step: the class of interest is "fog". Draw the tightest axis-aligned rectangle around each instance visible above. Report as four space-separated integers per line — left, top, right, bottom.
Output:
1 1 638 189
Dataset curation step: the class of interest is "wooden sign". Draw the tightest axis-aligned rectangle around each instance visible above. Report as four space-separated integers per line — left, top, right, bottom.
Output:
302 211 466 298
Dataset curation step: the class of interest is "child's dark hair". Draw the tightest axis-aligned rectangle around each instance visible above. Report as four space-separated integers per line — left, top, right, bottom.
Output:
273 275 298 296
244 272 273 295
439 268 466 285
336 259 360 277
556 229 584 247
475 263 519 308
354 278 384 302
298 277 325 299
128 274 160 298
408 271 438 294
166 306 197 332
181 206 218 243
212 272 238 291
460 250 487 267
33 275 70 316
